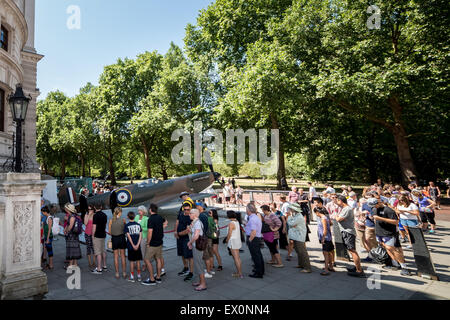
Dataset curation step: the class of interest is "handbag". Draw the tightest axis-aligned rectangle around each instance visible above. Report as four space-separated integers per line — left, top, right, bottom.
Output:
195 221 208 251
262 231 275 243
261 221 272 233
369 245 392 265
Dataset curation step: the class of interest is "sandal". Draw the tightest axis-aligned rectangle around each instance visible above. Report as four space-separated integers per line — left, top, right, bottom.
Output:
123 272 127 279
192 282 200 287
320 271 330 276
195 286 207 291
115 273 120 279
217 266 223 271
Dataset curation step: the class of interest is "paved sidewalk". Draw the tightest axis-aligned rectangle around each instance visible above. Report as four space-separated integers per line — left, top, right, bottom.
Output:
42 206 450 300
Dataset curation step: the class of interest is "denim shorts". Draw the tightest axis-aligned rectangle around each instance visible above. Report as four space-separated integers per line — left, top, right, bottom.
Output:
399 219 419 228
376 236 397 247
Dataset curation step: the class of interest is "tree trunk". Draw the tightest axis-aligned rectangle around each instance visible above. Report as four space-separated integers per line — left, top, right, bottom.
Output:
388 96 418 184
270 113 286 189
160 163 168 180
61 153 66 180
108 150 116 185
80 152 86 177
141 136 152 178
366 126 377 183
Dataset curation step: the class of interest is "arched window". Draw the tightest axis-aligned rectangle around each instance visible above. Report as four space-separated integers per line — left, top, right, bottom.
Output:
0 88 4 132
1 25 8 51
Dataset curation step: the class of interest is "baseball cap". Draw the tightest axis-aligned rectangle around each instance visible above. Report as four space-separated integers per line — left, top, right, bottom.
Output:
195 201 207 209
366 198 379 207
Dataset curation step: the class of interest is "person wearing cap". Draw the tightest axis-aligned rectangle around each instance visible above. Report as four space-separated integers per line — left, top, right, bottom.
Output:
63 203 82 269
286 203 312 273
367 198 411 276
180 192 194 211
335 195 364 277
347 192 358 209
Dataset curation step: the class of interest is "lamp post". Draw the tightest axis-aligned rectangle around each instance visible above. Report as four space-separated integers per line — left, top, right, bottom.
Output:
8 84 31 173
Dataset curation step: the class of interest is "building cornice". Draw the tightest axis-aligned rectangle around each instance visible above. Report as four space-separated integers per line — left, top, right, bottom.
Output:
21 50 44 64
0 49 24 83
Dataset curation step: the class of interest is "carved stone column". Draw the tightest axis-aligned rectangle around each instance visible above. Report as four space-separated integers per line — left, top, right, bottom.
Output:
0 172 47 300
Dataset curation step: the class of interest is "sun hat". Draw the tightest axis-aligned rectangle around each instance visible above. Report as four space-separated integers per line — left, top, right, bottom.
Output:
64 203 77 214
288 202 302 213
179 191 190 198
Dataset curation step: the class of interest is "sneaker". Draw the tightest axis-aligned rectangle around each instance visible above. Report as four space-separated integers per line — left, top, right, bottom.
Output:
184 273 193 281
405 245 412 249
204 269 216 275
346 266 357 272
154 271 166 278
361 257 373 263
155 278 162 284
400 268 411 276
142 279 156 286
382 265 401 271
428 230 435 234
272 264 284 268
204 272 213 278
178 268 189 276
103 266 108 271
91 268 102 274
137 274 142 282
401 237 408 243
128 275 135 282
161 269 166 276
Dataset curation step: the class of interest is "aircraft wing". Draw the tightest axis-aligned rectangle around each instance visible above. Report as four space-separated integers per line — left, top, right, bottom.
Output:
157 193 215 212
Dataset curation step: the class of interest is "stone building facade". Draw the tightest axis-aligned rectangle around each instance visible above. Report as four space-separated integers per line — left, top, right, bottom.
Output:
0 0 42 172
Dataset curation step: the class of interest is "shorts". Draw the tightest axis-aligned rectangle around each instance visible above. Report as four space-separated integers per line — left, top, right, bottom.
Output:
127 248 143 262
356 229 366 244
420 210 436 225
93 237 106 256
212 238 219 245
144 245 163 262
264 238 279 255
202 239 214 260
111 234 127 250
177 237 193 259
341 231 356 251
376 235 401 248
398 220 405 231
85 234 94 255
44 238 54 257
322 240 335 252
364 227 378 250
400 219 419 228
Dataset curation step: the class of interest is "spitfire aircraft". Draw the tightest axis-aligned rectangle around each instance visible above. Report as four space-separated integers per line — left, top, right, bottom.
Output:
58 170 222 214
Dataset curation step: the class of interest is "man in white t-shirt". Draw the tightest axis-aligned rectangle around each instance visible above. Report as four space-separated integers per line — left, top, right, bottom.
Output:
308 182 318 200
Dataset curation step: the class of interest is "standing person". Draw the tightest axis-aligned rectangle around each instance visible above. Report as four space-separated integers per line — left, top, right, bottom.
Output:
354 198 372 260
347 192 358 210
281 177 288 190
124 211 143 282
42 206 54 270
335 195 365 277
196 202 213 278
223 184 231 207
91 202 108 274
272 202 288 250
84 205 95 269
142 204 164 286
261 205 283 268
63 203 82 268
175 203 194 281
136 206 149 272
286 203 312 273
313 199 335 275
187 208 207 291
231 177 236 189
413 191 437 233
298 189 311 226
109 207 127 279
236 185 244 206
225 210 243 278
245 203 264 278
209 209 223 271
396 195 420 249
288 186 299 203
280 196 293 259
367 198 411 276
79 188 89 222
428 181 441 210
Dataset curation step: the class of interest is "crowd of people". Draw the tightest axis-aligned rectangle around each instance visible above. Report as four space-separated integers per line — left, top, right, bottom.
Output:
39 178 445 292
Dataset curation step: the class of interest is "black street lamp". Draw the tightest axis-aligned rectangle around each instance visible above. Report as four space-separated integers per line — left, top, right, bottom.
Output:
8 84 31 172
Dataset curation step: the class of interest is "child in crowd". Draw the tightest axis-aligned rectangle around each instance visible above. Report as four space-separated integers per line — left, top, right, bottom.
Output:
124 211 143 282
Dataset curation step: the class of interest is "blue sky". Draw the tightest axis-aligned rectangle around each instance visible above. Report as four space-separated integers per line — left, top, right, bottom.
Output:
35 0 213 100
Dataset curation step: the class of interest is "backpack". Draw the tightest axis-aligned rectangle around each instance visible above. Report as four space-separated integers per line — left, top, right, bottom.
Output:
72 214 83 235
207 218 218 239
